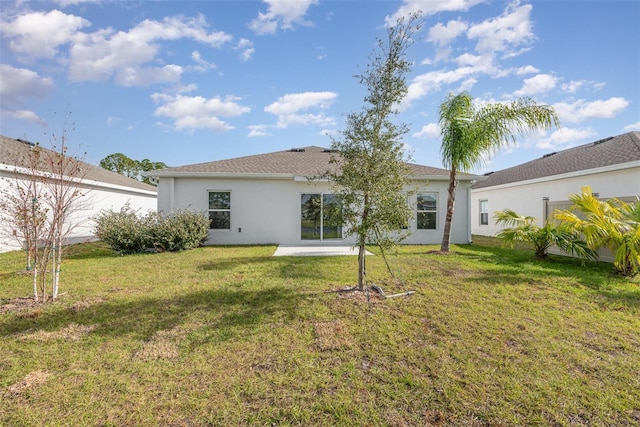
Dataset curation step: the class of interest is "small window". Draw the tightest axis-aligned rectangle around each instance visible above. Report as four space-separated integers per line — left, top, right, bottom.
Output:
480 200 488 225
417 193 437 230
208 191 230 229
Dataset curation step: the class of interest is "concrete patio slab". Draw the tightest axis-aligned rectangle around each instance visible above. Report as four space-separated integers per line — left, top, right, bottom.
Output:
273 245 373 257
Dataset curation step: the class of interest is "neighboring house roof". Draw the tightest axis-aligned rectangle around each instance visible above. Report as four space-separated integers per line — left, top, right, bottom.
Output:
0 135 157 193
149 145 478 181
473 132 640 190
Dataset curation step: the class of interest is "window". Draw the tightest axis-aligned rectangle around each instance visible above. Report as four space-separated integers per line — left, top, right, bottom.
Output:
208 191 230 229
480 200 488 225
301 193 342 240
417 193 437 230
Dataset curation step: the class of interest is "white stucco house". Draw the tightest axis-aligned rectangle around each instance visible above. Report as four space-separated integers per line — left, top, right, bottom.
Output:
0 135 157 253
471 131 640 239
147 146 480 246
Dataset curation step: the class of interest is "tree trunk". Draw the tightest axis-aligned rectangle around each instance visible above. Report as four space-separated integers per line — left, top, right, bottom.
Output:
358 194 370 291
440 167 458 252
358 242 366 291
32 267 39 302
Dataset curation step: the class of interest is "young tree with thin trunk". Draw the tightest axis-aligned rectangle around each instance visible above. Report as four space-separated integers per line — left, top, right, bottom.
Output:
0 144 49 301
40 120 90 300
0 117 90 301
437 92 560 252
329 13 421 291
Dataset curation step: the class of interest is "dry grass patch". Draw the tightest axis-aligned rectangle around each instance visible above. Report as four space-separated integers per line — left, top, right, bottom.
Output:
313 320 352 351
15 323 97 342
4 371 52 397
133 325 188 361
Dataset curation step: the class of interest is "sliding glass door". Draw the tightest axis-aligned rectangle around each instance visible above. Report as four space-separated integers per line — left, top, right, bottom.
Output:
301 194 342 240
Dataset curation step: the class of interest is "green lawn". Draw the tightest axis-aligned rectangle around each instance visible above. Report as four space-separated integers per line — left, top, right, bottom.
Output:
1 238 639 426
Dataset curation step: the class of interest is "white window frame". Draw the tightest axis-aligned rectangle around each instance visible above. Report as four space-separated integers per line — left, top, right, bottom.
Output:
300 193 343 241
480 200 489 225
208 190 231 230
416 192 438 230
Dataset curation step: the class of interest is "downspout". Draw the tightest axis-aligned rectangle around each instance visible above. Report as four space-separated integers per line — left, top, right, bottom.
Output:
467 182 474 243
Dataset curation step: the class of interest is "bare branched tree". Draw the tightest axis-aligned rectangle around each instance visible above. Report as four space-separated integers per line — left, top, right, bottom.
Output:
0 115 91 301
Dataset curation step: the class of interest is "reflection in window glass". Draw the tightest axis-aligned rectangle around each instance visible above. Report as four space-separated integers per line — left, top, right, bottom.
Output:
301 193 343 240
417 193 437 230
480 200 488 225
208 191 230 229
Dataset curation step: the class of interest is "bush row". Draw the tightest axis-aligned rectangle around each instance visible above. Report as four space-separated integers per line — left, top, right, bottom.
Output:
93 204 209 254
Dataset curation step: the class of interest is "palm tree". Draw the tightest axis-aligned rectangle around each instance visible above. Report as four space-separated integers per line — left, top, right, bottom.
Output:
493 209 597 260
438 92 560 252
555 186 640 276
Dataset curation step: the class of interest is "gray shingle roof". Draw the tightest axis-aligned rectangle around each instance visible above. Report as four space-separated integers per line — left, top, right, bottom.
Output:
0 135 157 193
473 132 640 189
151 145 475 180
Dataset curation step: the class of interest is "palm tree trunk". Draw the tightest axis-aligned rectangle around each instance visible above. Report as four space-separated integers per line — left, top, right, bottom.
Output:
440 167 457 252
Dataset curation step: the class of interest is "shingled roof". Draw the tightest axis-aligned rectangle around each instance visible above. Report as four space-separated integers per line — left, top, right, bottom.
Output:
473 132 640 189
0 135 157 193
150 145 475 180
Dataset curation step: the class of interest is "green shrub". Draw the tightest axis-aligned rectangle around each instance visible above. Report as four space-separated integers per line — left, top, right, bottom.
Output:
93 203 156 254
152 209 209 252
94 205 209 254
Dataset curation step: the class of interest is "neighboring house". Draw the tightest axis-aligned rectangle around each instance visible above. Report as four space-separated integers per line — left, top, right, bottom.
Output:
471 132 640 240
147 146 480 246
0 135 157 253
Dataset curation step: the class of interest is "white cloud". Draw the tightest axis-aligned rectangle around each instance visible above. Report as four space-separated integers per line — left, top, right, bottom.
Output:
191 51 217 72
405 66 475 105
235 39 255 61
454 52 495 74
249 0 319 35
0 65 53 123
385 0 484 24
152 93 250 131
117 64 184 87
264 91 337 128
428 19 468 46
55 0 102 6
623 121 640 132
413 123 441 139
66 15 232 85
561 80 606 94
535 127 596 150
467 2 534 56
2 9 90 60
553 97 630 124
514 73 557 96
3 109 46 125
515 65 539 75
265 91 337 115
561 80 584 94
248 124 270 137
0 64 54 105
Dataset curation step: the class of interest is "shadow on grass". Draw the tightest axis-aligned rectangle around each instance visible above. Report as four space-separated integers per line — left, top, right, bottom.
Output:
198 255 356 281
1 285 307 348
64 242 122 260
451 244 640 309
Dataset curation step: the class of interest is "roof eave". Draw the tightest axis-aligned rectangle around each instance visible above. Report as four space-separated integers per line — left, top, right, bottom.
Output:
472 160 640 191
145 171 297 180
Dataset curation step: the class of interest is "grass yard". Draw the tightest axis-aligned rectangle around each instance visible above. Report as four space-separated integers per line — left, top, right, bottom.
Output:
1 237 639 426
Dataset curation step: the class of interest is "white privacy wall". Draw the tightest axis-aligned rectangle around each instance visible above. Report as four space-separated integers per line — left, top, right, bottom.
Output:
0 168 157 253
471 164 640 237
157 176 475 246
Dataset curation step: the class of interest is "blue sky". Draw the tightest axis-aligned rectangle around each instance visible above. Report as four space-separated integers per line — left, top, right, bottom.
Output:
1 0 638 173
